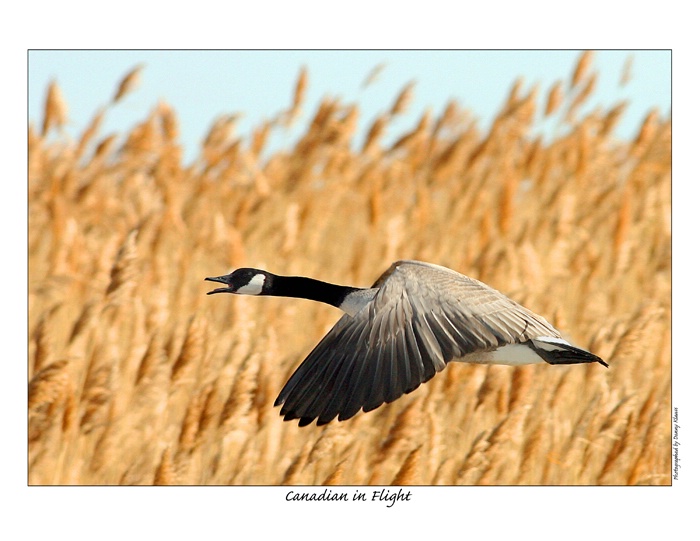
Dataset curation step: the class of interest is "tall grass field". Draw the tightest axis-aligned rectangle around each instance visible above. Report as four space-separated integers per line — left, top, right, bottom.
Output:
28 53 671 485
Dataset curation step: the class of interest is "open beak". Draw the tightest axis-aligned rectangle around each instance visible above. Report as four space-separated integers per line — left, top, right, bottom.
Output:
205 275 233 295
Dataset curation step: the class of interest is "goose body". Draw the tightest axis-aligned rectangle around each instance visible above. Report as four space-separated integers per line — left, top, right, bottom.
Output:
206 260 606 426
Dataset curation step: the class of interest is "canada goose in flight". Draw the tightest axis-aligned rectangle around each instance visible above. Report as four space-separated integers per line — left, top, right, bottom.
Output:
206 260 606 427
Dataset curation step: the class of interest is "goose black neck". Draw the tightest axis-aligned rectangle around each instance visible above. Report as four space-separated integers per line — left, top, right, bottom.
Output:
269 275 361 309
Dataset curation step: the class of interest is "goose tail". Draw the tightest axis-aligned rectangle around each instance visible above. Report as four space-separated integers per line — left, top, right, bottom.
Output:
529 337 608 368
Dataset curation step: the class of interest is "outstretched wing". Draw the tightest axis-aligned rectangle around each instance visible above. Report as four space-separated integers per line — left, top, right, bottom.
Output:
274 260 566 426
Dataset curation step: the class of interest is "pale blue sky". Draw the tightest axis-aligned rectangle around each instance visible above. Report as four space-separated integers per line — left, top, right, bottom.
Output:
28 50 670 164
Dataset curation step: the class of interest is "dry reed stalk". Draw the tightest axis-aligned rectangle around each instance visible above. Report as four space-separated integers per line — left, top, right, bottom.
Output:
42 80 68 136
571 51 594 88
362 62 385 88
620 55 634 87
31 311 55 374
252 331 281 426
154 447 175 485
112 64 144 103
579 395 637 483
385 215 405 263
498 172 517 235
28 122 41 154
389 80 415 117
507 364 535 411
391 446 423 485
478 209 493 256
221 441 259 484
286 66 308 126
91 134 118 164
68 301 100 345
281 441 313 485
251 120 272 158
118 453 157 485
322 459 346 485
155 101 180 148
378 398 425 460
632 109 659 156
477 405 531 485
219 352 260 429
556 392 603 472
61 382 78 435
609 305 664 363
466 135 489 169
389 110 431 153
363 113 388 154
122 112 162 156
131 376 170 460
202 115 240 165
337 105 359 148
567 72 597 123
597 419 643 484
433 99 460 137
281 202 300 254
76 107 106 160
105 229 139 304
627 396 670 485
29 359 69 414
423 406 444 483
514 85 538 127
304 97 337 142
307 425 352 473
195 384 221 446
506 77 524 109
600 101 628 137
135 332 167 385
545 81 564 117
575 119 592 178
89 416 118 476
456 432 490 484
178 385 212 454
79 350 115 434
433 136 465 178
517 415 551 484
171 316 206 384
613 183 632 269
475 366 510 414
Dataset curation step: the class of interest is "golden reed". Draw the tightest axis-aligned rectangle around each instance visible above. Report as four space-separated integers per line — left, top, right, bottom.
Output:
29 53 670 485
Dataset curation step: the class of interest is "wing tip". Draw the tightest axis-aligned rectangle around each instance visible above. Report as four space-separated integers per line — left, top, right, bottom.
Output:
531 338 608 367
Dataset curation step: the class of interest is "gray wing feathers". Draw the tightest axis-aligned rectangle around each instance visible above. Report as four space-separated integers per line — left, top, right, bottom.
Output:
275 260 560 426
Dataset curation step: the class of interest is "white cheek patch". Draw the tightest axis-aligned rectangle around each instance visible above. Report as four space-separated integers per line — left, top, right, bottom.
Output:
236 273 266 295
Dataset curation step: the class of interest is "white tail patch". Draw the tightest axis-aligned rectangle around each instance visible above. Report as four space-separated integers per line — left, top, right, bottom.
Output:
236 273 266 295
532 336 572 351
457 344 545 366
